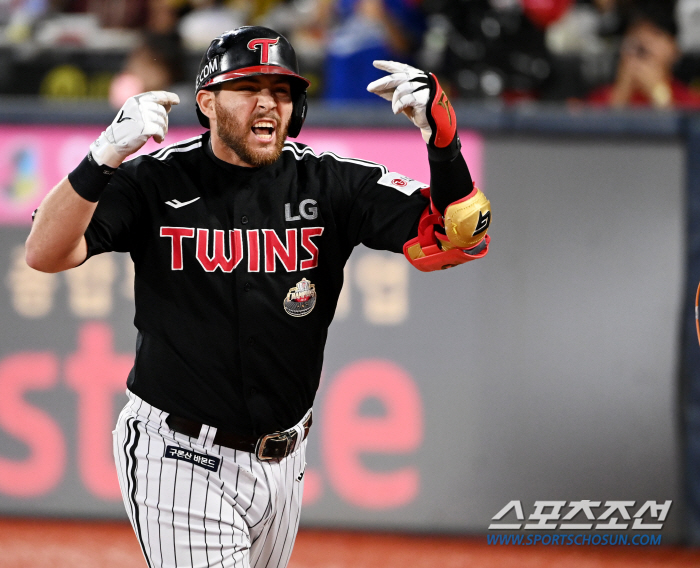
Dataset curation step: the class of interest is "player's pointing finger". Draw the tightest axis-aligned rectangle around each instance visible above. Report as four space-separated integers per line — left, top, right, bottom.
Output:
145 91 180 112
372 60 415 74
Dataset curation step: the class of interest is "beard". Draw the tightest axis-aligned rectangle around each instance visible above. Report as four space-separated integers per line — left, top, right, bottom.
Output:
214 98 288 167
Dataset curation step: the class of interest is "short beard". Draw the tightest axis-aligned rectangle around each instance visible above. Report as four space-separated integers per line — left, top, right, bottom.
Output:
214 97 288 167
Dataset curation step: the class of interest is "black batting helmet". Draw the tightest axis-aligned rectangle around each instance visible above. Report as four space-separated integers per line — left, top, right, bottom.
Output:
195 26 310 137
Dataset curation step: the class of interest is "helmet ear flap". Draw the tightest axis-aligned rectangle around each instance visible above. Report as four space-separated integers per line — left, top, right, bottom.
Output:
288 89 307 138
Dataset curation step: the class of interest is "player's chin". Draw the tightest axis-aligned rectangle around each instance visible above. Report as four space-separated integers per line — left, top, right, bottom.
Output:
245 139 285 167
247 130 287 165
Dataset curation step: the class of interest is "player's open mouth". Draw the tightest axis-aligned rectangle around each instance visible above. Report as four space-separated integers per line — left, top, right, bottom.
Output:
251 120 276 142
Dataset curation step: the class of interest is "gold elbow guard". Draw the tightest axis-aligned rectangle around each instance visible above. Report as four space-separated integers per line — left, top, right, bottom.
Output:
442 188 491 250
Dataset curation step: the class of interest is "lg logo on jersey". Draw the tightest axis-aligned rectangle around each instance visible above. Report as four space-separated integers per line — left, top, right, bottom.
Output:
160 226 324 273
285 199 317 221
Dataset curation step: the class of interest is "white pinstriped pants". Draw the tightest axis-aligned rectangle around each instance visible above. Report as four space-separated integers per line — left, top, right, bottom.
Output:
113 390 308 568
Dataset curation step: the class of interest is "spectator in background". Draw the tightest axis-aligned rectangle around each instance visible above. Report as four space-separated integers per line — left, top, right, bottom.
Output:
178 0 246 50
255 0 330 97
588 1 700 108
323 0 426 101
147 0 183 35
109 32 184 107
55 0 148 28
3 0 49 43
420 0 554 102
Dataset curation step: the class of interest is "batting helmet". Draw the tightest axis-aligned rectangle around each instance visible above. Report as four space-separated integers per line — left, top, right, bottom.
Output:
195 26 310 137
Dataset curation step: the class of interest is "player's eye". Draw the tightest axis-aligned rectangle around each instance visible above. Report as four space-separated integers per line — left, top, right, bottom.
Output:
233 83 256 91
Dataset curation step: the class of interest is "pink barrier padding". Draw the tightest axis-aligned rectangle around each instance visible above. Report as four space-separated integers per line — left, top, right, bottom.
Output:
0 126 483 225
0 125 101 225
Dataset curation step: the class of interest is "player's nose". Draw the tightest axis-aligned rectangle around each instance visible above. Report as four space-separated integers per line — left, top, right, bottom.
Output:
256 89 277 110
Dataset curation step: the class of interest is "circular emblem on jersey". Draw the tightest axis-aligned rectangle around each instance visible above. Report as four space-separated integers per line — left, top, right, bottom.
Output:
391 178 408 187
283 278 317 317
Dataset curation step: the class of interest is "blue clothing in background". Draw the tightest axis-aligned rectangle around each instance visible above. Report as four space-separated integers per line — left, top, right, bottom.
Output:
324 0 426 101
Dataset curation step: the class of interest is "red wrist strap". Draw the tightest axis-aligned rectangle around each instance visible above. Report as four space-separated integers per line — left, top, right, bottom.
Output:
429 73 457 149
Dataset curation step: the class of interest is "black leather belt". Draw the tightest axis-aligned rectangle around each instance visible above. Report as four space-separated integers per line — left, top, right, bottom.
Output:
165 412 312 461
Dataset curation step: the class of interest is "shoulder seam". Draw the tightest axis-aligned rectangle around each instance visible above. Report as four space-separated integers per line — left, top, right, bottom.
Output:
282 143 388 174
150 135 203 160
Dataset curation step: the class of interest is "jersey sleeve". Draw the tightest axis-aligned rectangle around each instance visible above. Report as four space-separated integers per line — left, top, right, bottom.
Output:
84 165 145 258
341 162 429 253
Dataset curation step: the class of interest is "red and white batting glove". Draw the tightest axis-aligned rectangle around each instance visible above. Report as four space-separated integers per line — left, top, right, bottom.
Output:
90 91 180 168
367 60 457 151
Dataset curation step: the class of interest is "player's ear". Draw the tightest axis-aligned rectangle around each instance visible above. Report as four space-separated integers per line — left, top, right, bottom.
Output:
197 89 217 123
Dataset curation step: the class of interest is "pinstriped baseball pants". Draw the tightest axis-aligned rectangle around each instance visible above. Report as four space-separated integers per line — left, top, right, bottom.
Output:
113 391 308 568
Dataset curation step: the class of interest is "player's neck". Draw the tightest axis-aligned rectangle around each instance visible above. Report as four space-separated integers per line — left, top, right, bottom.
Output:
209 132 254 168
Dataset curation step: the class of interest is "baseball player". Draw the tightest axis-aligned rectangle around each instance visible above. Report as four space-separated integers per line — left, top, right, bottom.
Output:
25 26 490 568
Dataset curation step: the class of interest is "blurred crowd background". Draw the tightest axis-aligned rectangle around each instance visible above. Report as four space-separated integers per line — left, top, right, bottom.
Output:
0 0 699 111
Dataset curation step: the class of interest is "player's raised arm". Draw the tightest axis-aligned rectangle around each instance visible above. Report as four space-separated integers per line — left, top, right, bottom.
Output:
25 91 179 273
367 61 491 271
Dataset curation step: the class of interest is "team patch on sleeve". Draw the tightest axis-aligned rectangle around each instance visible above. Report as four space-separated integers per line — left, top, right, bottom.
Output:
377 172 429 196
165 445 220 472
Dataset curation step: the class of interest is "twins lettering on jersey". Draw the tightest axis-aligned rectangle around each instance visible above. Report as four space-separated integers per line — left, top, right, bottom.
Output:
161 226 324 273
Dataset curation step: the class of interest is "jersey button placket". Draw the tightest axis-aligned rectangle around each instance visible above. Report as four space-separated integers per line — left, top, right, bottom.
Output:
241 215 249 224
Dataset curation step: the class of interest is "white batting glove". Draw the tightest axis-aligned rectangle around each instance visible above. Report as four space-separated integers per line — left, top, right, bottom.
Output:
90 91 180 168
367 60 432 143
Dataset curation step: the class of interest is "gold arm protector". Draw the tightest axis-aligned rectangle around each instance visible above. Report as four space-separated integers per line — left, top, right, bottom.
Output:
442 187 491 250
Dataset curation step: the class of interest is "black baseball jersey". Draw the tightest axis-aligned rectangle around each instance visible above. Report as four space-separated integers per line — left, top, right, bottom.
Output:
85 132 428 436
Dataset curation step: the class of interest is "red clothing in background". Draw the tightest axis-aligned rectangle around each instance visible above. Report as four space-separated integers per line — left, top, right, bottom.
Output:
588 79 700 109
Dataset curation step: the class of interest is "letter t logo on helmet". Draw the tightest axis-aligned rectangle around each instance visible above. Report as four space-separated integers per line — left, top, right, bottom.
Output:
194 26 310 137
247 38 279 64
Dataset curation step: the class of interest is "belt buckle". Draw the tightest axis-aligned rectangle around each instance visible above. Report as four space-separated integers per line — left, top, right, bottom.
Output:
255 432 292 461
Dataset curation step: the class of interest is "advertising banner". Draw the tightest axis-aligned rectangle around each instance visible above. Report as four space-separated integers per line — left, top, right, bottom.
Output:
0 126 683 541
